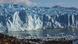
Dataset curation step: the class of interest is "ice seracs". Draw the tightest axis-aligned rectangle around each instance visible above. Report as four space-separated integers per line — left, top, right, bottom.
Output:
7 11 23 31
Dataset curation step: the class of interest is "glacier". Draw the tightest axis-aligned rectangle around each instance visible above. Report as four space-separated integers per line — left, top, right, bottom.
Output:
0 4 78 38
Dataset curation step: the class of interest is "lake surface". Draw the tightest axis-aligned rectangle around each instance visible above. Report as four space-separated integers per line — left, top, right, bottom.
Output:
6 28 78 39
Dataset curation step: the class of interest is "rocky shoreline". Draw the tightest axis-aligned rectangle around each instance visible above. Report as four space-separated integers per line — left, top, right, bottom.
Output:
0 33 75 44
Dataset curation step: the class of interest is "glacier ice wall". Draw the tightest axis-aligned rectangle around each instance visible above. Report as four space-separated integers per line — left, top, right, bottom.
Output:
0 4 78 35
